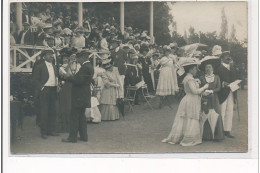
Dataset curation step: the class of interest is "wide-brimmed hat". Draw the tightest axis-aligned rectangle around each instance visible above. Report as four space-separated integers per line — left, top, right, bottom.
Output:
193 51 202 57
140 32 148 38
177 57 201 67
128 49 137 54
212 45 222 56
41 48 54 56
163 45 171 52
76 50 91 58
169 42 178 49
75 27 84 33
199 56 221 71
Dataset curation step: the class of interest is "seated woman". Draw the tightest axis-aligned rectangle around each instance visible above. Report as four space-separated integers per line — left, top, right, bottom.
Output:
162 58 209 146
99 59 120 121
199 56 225 141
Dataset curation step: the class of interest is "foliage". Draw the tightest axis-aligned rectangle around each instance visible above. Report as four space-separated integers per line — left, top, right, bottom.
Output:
171 31 187 47
220 7 228 40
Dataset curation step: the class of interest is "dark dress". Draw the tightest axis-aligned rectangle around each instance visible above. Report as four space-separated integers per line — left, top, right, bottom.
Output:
200 74 225 141
138 56 154 92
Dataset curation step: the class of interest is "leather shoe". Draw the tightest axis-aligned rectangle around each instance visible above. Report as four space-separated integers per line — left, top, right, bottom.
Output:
41 134 47 139
62 138 77 143
47 132 60 136
225 131 235 138
78 138 88 142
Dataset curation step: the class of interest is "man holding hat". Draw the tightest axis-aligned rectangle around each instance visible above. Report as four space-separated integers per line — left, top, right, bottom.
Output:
62 50 94 143
217 51 237 138
32 49 59 139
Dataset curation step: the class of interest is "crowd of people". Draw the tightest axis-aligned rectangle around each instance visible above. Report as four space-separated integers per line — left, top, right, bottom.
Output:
10 3 245 145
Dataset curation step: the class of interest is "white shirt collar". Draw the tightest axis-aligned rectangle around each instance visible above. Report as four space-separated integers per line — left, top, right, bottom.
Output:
82 60 90 65
222 63 230 70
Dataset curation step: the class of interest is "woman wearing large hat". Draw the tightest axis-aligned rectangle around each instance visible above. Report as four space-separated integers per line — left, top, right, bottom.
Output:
162 58 209 146
199 56 225 141
99 59 121 121
156 46 179 108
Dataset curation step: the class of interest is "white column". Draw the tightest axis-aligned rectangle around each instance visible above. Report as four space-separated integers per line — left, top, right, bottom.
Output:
16 2 23 31
78 2 83 27
150 2 154 44
120 2 124 35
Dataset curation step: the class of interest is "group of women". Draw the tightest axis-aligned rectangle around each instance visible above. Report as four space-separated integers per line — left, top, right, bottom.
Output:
57 42 226 147
161 55 225 146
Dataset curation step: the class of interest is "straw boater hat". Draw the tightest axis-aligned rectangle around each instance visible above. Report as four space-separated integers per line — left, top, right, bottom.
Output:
220 51 231 59
212 45 222 56
169 42 178 49
62 28 72 36
76 50 91 58
199 56 221 71
41 48 54 57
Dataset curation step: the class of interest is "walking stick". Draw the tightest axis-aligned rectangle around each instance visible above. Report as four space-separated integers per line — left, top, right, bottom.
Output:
236 97 240 121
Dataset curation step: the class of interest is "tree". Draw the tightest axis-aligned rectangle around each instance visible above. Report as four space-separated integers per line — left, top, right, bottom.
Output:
230 24 238 43
184 30 188 42
187 26 199 44
171 31 186 47
219 7 228 40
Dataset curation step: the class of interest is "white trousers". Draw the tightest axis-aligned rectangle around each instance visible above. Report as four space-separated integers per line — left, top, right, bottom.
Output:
118 75 125 98
220 91 234 131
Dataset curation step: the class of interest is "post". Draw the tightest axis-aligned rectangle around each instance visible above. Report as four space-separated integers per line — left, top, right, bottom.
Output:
149 2 154 44
120 2 124 35
16 2 23 31
78 2 83 27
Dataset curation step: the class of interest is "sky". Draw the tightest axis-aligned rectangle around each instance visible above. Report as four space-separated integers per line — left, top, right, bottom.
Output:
168 1 247 41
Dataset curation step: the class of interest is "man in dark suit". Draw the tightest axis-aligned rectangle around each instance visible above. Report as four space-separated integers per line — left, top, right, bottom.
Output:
217 51 237 138
111 44 129 98
32 49 59 139
62 50 94 143
17 22 35 45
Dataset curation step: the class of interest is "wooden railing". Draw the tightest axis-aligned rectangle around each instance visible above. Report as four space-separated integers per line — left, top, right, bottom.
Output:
10 44 110 73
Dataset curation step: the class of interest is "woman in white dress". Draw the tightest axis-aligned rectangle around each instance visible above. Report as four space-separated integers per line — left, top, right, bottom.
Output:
162 58 209 146
71 27 85 49
156 46 179 108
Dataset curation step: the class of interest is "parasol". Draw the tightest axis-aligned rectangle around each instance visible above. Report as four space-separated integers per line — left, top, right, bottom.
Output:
180 43 208 57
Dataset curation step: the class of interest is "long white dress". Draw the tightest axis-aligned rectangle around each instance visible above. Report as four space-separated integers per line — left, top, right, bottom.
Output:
162 73 202 146
156 56 178 96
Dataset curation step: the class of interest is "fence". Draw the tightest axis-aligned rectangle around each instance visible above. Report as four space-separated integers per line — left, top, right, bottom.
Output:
10 44 110 73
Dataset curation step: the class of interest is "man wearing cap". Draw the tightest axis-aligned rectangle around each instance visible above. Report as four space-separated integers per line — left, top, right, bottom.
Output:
32 49 59 139
62 50 94 143
217 51 237 138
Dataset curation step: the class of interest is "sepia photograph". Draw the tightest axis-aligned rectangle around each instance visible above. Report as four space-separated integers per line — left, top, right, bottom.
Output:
8 1 249 154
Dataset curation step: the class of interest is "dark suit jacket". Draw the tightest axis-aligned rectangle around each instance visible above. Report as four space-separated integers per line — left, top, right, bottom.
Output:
112 48 127 75
125 65 142 86
67 61 94 108
32 61 58 98
17 30 35 45
217 64 237 104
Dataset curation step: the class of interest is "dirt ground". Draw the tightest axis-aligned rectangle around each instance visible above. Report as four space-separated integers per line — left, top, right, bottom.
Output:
11 90 248 154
